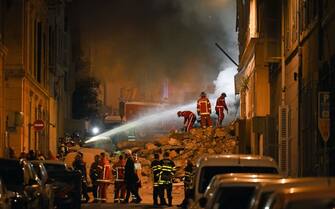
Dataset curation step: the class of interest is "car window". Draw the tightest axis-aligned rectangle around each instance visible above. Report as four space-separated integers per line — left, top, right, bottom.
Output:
211 186 256 209
257 191 273 209
199 166 278 193
32 164 42 179
285 198 335 209
44 163 66 172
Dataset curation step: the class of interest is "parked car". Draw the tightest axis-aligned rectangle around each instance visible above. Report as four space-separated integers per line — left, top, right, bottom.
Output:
0 178 11 209
0 158 43 209
30 161 55 209
41 160 82 209
196 174 283 209
251 177 335 209
262 185 335 209
191 154 279 203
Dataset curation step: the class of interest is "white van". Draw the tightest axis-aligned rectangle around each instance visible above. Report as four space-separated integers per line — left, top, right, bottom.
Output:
192 154 279 202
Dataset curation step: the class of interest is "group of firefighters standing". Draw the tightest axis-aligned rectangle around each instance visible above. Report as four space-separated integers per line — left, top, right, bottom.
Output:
74 150 142 203
177 92 229 132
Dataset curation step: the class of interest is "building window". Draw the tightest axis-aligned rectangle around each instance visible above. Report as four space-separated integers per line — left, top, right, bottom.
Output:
301 0 317 31
36 21 42 83
64 72 68 92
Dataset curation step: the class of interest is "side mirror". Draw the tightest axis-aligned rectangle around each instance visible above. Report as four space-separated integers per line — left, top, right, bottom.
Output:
198 197 207 208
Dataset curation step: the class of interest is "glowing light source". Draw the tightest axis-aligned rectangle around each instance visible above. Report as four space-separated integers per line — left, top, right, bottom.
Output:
91 127 100 135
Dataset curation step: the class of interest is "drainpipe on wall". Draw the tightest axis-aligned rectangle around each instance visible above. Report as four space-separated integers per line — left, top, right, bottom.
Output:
297 2 303 176
281 0 286 106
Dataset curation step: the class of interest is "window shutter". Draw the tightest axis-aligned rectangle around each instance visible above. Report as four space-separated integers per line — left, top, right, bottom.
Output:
279 105 289 176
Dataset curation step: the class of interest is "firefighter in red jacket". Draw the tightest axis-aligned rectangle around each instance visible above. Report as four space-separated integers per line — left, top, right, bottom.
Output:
97 152 111 203
197 92 212 128
112 155 126 203
177 111 196 132
215 92 228 128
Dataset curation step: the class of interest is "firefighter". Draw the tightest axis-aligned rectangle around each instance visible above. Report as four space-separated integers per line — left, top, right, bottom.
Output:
97 152 111 203
158 152 176 206
112 155 126 203
177 111 196 132
90 154 101 203
151 153 165 207
72 152 90 203
197 91 212 128
178 160 195 208
215 92 228 128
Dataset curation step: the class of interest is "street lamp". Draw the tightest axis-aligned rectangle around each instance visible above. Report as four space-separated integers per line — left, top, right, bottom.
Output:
91 126 100 135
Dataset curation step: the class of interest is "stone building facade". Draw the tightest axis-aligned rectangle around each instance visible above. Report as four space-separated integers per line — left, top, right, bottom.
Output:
236 0 335 176
1 0 72 157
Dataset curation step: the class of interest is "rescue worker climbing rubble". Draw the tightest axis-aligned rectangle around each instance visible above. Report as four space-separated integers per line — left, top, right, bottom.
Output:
177 111 196 132
215 92 228 128
158 152 176 206
197 91 212 128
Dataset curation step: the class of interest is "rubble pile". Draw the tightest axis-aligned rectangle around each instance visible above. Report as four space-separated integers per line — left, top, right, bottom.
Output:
116 126 238 185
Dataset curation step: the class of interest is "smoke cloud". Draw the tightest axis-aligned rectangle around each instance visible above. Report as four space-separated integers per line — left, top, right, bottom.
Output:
71 0 238 108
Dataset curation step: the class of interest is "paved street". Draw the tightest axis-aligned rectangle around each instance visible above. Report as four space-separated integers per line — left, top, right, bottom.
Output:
82 183 184 209
82 203 179 209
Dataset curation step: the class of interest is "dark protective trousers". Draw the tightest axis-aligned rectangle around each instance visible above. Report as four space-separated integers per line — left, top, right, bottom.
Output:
159 183 173 206
125 183 141 202
153 185 166 205
92 182 98 201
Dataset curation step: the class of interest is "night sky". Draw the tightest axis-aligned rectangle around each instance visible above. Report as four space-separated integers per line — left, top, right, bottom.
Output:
71 0 237 105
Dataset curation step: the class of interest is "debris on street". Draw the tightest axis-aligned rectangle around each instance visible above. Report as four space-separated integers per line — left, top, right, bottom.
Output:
116 126 238 185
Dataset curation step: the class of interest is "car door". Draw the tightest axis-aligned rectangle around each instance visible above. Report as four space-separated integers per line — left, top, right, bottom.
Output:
0 178 11 209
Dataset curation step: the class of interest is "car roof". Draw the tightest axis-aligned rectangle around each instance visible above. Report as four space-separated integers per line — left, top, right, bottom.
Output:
207 173 282 191
266 185 335 208
204 174 283 198
196 154 278 168
257 177 335 191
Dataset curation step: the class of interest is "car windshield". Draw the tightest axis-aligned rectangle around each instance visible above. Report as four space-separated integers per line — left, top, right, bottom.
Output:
44 163 67 173
211 186 256 209
199 166 278 193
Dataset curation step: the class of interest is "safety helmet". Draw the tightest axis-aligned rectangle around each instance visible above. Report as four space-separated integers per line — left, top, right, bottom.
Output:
221 92 227 97
177 111 182 117
200 91 206 97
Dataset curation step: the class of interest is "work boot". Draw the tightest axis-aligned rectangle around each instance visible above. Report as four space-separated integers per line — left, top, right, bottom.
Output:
168 198 172 207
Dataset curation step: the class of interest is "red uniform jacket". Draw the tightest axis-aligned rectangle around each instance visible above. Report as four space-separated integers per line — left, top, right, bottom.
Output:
112 159 126 182
99 158 111 180
197 96 211 115
215 96 228 113
181 111 196 124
